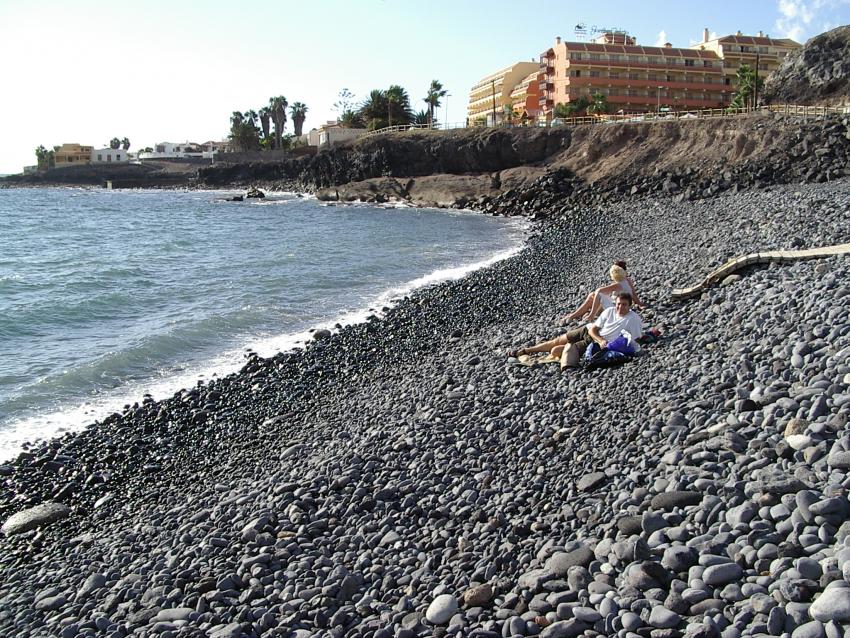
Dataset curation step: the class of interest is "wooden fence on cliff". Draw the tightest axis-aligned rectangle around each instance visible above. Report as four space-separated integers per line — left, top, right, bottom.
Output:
363 104 849 140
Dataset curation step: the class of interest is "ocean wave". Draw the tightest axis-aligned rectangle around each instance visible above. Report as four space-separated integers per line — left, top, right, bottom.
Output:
0 191 528 461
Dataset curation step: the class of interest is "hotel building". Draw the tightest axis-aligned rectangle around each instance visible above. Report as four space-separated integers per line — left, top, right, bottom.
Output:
468 61 540 125
510 71 545 121
535 29 800 119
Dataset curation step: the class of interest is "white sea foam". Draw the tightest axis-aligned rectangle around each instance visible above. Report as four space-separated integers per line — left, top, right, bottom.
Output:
0 225 526 462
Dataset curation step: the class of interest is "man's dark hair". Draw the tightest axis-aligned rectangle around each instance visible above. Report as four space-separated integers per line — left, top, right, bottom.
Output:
616 292 633 304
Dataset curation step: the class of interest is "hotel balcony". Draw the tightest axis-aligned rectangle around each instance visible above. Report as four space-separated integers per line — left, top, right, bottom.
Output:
538 82 554 91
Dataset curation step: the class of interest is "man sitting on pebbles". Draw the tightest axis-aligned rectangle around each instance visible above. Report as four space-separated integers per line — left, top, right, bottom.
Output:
508 292 643 369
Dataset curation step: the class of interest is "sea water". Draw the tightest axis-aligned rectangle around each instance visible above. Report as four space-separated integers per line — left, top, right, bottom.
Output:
0 188 526 460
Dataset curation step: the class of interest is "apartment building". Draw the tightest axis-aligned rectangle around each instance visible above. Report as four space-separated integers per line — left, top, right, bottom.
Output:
537 29 801 119
538 33 728 118
509 71 544 120
694 29 800 82
468 61 539 125
53 143 94 167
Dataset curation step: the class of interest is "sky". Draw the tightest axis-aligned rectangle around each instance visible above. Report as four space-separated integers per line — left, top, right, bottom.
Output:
1 0 848 174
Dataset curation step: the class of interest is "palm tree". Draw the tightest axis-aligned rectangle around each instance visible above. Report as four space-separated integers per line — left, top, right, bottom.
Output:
412 110 430 126
586 91 610 116
359 89 389 130
229 110 260 152
730 64 761 110
35 145 48 170
423 79 447 125
386 85 412 128
109 137 121 150
554 97 589 118
339 109 364 128
290 102 308 137
121 137 131 151
259 107 271 142
269 96 288 149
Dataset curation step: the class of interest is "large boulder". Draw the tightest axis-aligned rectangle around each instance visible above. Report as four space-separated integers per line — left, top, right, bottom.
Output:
762 25 850 106
2 502 72 535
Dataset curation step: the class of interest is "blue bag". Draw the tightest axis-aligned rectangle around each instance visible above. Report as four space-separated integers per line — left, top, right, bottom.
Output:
583 341 633 371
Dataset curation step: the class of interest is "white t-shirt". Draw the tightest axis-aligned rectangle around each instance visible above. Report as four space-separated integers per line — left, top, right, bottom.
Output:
590 307 643 342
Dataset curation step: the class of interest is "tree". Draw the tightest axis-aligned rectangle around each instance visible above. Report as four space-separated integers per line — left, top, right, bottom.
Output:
359 89 389 130
259 107 271 142
109 137 121 149
338 109 364 128
333 88 356 114
269 96 288 149
729 64 762 110
229 110 260 152
290 102 308 137
412 110 430 126
386 85 412 128
554 97 590 118
121 137 131 151
35 145 49 170
586 91 610 116
423 79 447 125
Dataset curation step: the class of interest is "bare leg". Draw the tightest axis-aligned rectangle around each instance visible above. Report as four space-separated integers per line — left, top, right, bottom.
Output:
587 290 605 321
523 334 568 354
509 333 568 357
566 292 595 321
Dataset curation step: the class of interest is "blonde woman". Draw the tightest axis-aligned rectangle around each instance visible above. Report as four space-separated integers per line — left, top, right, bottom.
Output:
564 261 641 323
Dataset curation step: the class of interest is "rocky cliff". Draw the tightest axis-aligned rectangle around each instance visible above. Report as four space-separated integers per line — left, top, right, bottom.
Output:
235 113 850 217
762 25 850 106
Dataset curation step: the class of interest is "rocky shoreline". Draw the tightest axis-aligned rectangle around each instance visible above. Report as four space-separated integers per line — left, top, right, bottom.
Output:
1 171 849 637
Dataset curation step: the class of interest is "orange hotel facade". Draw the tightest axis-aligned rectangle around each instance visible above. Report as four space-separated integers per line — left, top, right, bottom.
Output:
467 29 801 123
537 30 800 118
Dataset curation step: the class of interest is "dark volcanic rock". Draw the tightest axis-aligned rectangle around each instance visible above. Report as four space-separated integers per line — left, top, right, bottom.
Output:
762 25 850 106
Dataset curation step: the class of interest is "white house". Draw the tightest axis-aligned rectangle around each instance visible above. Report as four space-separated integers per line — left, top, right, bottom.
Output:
137 141 226 160
91 148 129 163
310 122 367 148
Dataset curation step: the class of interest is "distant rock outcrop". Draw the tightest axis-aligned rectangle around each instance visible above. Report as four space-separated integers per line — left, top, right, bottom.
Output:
762 25 850 106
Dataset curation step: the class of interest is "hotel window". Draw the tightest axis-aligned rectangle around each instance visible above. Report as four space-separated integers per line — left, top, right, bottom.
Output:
684 59 694 67
571 52 582 60
589 53 601 60
573 70 581 77
703 60 713 67
589 70 601 77
628 72 639 79
609 72 619 79
740 45 750 52
98 154 102 161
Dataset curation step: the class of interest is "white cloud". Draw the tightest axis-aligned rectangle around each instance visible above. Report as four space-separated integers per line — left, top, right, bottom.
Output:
774 0 848 41
654 30 668 47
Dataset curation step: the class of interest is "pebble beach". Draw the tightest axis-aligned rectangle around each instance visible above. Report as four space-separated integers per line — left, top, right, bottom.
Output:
1 177 850 638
